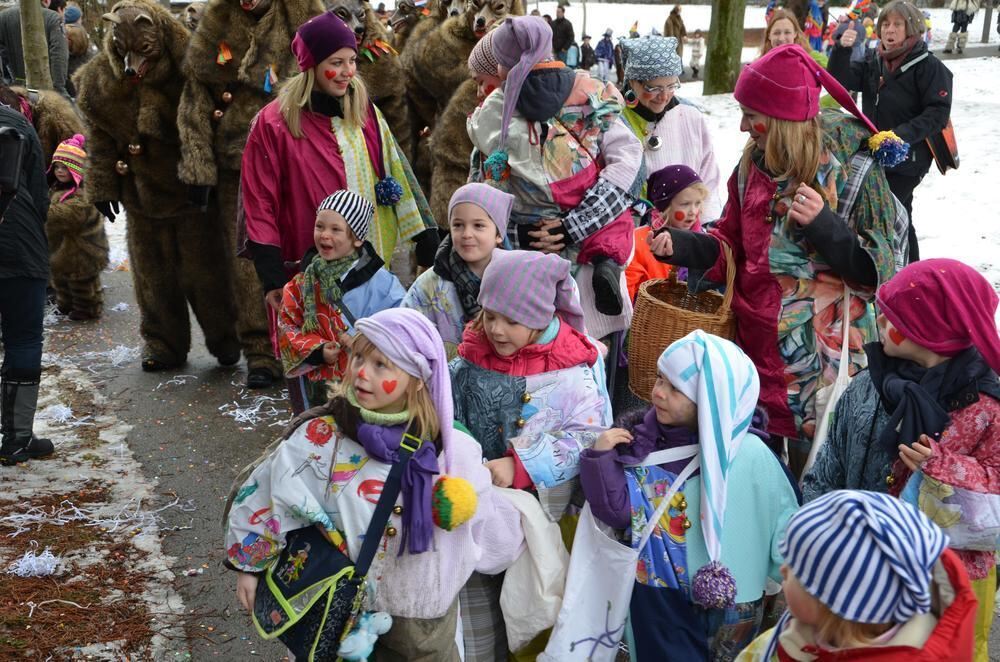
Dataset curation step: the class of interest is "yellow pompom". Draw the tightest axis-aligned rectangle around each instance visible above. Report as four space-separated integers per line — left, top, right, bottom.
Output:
432 475 478 531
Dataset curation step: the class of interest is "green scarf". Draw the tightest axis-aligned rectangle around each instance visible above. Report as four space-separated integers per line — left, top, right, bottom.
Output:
301 253 356 334
345 386 411 426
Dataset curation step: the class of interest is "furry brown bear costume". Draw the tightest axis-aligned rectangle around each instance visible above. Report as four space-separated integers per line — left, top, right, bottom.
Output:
47 187 109 320
388 0 424 52
0 85 84 164
177 0 320 384
429 77 477 227
74 0 241 371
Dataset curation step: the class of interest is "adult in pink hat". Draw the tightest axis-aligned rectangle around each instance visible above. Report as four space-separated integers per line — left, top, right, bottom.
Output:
648 43 899 476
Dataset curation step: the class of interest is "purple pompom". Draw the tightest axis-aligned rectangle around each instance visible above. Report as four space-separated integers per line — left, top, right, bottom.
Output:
691 561 737 609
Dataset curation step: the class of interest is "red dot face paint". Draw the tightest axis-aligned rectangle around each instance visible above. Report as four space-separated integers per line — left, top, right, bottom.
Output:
324 69 338 80
887 327 906 346
673 211 687 222
358 367 367 380
753 122 767 134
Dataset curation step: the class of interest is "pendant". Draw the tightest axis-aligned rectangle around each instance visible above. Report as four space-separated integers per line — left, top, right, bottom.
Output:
647 135 662 151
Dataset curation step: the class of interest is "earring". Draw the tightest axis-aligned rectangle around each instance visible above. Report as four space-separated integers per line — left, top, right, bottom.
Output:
623 88 639 108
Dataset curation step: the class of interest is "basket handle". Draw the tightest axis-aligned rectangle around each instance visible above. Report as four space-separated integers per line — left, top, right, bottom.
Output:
718 240 736 314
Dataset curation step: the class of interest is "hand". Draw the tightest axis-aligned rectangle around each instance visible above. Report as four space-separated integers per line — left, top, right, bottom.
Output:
840 27 858 47
236 572 259 612
265 289 283 312
898 435 935 472
528 219 566 254
95 200 120 223
322 341 340 365
189 185 213 211
595 428 633 452
647 228 674 257
485 457 515 488
788 183 824 227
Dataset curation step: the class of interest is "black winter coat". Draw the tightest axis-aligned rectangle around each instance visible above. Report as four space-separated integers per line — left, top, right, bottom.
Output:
0 105 49 280
551 17 575 54
580 43 596 70
828 40 952 178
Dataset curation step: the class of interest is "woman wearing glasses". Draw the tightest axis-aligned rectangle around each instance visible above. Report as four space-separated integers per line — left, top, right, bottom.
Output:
620 36 722 222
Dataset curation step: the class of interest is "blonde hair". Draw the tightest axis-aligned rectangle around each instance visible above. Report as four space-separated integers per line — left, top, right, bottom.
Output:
761 9 811 55
813 603 894 649
65 24 90 58
341 334 441 445
678 181 710 204
740 114 824 194
278 70 371 139
467 309 545 341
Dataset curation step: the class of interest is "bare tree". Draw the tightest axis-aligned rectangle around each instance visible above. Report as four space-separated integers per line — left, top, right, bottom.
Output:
704 0 745 94
19 0 53 89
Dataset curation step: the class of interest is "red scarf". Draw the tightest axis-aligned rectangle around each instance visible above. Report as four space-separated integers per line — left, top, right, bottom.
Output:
879 35 920 73
457 317 598 377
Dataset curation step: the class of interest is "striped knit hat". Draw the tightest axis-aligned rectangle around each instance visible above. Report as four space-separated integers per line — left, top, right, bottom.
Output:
781 490 947 624
468 29 500 78
317 190 375 242
478 249 586 333
448 182 513 236
49 133 87 202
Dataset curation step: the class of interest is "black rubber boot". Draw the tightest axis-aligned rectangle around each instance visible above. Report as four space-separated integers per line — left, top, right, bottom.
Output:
592 256 624 317
246 367 276 390
0 378 55 466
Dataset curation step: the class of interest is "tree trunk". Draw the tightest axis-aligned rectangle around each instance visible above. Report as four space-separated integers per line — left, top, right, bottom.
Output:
704 0 745 95
582 0 587 39
19 0 53 89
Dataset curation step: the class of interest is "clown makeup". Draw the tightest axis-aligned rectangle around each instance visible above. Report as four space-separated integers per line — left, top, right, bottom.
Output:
877 313 950 369
664 186 704 231
649 372 697 429
482 309 542 357
473 71 502 102
739 105 769 151
350 346 413 413
450 202 503 276
314 47 357 97
52 163 73 184
629 75 681 114
314 210 362 261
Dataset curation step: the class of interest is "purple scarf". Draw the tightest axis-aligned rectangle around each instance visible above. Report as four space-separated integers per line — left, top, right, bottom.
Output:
356 422 439 555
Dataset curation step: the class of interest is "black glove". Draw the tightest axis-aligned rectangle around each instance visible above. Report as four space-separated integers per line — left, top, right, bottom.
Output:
95 200 120 223
413 228 441 268
189 185 213 211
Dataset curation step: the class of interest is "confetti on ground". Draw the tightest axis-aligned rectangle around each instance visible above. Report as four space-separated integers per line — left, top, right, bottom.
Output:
219 382 291 429
6 544 62 577
42 304 62 327
155 375 199 391
0 497 196 539
107 246 130 272
38 403 74 423
182 568 205 577
111 302 130 312
78 345 141 370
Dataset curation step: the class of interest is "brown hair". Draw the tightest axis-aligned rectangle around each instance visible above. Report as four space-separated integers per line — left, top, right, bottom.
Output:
760 9 811 55
877 0 926 39
340 334 441 444
740 113 824 195
66 24 91 57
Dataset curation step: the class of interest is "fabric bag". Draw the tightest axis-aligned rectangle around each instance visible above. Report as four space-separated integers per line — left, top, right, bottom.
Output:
250 424 423 661
900 471 1000 552
539 446 700 662
927 118 959 175
803 288 852 476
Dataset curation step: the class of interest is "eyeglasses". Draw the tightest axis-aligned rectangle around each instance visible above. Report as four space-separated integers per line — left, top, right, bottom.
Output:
641 82 682 95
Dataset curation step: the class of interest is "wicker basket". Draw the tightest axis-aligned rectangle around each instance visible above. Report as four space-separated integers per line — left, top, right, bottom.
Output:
628 242 737 398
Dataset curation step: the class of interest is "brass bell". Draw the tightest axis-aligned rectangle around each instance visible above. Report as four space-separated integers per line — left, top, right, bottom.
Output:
682 517 692 530
516 418 526 428
386 526 397 537
392 505 403 516
221 91 233 104
128 143 142 156
678 499 687 511
114 160 129 175
212 109 225 121
521 392 532 404
886 474 895 486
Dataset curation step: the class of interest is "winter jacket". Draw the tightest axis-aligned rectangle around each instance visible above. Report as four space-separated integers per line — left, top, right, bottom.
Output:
450 318 612 521
625 225 672 301
402 269 466 360
551 17 575 54
660 113 897 440
828 39 953 178
579 43 596 70
736 548 976 661
0 105 49 280
225 406 524 619
278 243 406 382
0 6 69 98
595 36 614 63
663 12 687 57
46 186 109 281
949 0 979 15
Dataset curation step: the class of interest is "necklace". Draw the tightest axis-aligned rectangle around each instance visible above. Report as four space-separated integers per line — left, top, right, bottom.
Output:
645 118 663 151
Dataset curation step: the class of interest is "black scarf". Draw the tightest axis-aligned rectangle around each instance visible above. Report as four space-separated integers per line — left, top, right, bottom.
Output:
866 343 1000 452
432 235 482 322
309 91 344 118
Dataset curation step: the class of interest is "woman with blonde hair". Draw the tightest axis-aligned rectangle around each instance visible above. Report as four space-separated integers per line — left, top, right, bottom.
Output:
240 12 437 324
761 9 823 62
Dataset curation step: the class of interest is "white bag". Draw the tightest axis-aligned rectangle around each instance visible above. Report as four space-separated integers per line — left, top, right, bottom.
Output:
803 289 853 476
539 447 699 662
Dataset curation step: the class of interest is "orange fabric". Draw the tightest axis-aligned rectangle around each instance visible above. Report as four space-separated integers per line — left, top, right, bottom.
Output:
626 226 672 302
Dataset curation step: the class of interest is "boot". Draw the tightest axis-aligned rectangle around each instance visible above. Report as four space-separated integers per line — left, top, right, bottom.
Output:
943 31 957 53
0 378 55 466
591 256 624 317
957 32 968 54
692 66 699 78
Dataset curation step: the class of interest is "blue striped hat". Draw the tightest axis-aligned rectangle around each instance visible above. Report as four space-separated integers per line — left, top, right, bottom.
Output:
317 190 375 242
781 491 947 624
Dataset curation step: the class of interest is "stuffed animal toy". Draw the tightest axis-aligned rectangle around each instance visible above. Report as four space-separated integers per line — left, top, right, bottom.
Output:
337 611 393 660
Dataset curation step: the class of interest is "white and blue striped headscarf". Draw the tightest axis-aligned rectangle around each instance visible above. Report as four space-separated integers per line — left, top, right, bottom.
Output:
781 490 947 624
658 330 760 568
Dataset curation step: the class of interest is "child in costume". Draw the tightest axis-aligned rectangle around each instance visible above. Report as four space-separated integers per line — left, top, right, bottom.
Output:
468 16 644 323
278 190 406 414
802 258 1000 661
579 330 798 658
46 134 109 321
625 164 708 301
402 183 514 359
226 308 524 659
450 248 613 659
738 490 976 661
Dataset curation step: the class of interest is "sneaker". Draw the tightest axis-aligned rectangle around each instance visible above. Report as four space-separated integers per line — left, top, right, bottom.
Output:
592 258 624 317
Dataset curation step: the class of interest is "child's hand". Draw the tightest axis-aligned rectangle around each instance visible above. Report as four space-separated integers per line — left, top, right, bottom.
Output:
236 572 259 612
647 229 674 257
595 428 633 452
265 289 283 312
898 435 935 472
486 457 516 488
322 341 340 365
789 183 824 227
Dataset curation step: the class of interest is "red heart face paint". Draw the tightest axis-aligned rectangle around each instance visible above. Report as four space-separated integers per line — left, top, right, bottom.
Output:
324 69 338 80
753 122 767 134
381 379 398 395
673 211 687 222
887 327 906 346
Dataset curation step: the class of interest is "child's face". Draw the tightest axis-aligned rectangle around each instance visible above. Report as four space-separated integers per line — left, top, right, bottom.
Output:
52 163 72 184
350 347 413 414
314 210 362 261
482 309 540 357
649 373 697 428
665 188 704 231
450 202 502 266
472 72 502 102
781 564 825 626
